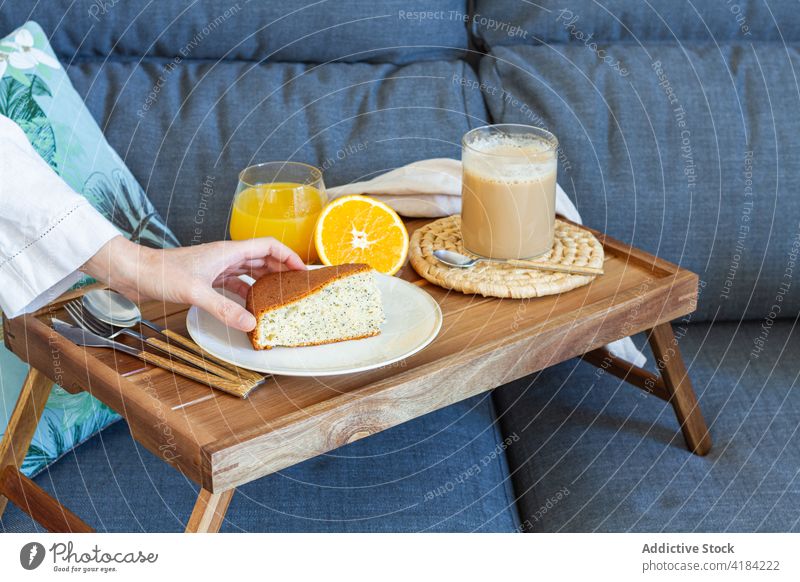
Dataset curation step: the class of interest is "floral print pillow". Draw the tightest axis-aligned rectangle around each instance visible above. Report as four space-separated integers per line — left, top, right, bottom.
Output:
0 22 179 476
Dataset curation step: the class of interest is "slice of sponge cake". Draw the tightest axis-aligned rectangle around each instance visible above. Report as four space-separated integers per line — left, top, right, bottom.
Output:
246 263 384 350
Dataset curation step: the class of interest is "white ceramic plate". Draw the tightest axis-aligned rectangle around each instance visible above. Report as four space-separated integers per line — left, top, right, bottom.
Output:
186 271 442 376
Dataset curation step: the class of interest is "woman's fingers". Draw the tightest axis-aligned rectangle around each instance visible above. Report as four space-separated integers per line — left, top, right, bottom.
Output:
219 276 252 300
264 256 291 272
191 239 311 330
242 258 266 269
193 286 256 331
228 238 307 271
217 259 289 280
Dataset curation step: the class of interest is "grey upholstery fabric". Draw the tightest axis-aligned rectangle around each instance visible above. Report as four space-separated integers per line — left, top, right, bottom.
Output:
0 1 469 64
479 43 800 321
472 0 800 48
492 320 800 532
0 395 519 532
65 58 488 244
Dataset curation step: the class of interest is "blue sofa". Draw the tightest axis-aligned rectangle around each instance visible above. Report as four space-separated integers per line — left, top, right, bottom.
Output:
1 0 798 532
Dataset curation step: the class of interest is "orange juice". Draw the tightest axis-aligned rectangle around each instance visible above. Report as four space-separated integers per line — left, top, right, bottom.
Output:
230 182 326 263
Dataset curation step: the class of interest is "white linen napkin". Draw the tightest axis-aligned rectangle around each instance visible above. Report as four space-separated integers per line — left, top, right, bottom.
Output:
329 158 647 367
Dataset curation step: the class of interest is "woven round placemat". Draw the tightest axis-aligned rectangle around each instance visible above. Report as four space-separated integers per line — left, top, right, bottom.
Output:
409 215 604 298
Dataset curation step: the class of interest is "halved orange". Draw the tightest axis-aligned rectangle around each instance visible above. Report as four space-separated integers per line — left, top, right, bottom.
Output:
314 194 409 275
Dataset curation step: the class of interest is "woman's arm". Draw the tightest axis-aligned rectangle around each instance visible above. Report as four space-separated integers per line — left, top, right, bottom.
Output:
81 235 305 331
1 114 305 329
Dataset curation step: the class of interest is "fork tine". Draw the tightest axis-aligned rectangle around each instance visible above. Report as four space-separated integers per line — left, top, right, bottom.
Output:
81 308 112 336
64 300 107 336
76 301 115 336
63 301 88 329
78 308 106 336
62 301 82 324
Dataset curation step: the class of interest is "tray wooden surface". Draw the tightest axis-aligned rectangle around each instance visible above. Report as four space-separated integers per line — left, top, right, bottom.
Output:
3 219 699 494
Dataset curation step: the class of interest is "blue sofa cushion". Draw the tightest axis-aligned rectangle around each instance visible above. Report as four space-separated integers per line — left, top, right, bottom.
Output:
0 1 468 64
472 0 800 48
479 43 800 322
65 58 488 244
492 320 800 532
0 395 520 532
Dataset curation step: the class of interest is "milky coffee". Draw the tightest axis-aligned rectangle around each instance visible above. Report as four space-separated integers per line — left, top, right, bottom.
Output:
461 127 558 259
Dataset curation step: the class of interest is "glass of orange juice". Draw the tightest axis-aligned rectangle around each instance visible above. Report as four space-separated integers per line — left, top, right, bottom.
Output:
230 162 327 263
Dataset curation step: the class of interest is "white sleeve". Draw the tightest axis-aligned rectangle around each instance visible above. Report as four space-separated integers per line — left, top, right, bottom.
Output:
0 114 120 318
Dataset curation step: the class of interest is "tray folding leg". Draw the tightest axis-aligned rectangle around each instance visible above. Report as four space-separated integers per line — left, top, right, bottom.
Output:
185 488 235 533
0 366 236 533
0 367 93 532
582 322 712 456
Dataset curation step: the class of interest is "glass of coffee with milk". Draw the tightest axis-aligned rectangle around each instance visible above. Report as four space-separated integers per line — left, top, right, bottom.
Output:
461 124 558 259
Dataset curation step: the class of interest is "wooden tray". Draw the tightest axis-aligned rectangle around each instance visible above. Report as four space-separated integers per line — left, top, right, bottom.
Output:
3 219 699 494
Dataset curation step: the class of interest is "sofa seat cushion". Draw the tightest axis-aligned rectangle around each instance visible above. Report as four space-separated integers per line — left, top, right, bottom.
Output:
479 43 800 321
0 1 468 64
492 320 800 532
65 58 488 244
472 0 800 48
0 395 520 532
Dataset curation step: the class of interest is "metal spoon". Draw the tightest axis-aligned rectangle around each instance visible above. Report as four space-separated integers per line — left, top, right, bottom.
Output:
432 249 604 276
82 289 264 382
82 289 140 327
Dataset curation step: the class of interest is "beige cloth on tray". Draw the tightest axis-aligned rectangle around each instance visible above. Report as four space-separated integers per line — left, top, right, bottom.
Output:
328 158 647 367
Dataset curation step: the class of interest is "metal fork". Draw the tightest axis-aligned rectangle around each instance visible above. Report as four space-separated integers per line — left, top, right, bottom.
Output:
52 318 261 398
64 301 132 341
63 300 258 384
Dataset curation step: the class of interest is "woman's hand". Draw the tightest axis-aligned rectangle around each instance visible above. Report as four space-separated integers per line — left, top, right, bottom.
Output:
81 236 306 331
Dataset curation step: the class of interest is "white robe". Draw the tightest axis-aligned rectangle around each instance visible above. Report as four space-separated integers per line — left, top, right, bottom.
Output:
0 114 118 318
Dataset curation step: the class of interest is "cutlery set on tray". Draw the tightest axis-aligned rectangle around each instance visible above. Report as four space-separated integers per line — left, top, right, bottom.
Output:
52 289 265 398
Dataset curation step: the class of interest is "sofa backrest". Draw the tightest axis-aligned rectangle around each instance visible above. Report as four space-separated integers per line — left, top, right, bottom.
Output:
0 2 486 246
0 0 469 64
473 0 800 48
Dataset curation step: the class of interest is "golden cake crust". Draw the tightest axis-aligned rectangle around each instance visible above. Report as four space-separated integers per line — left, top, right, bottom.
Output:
245 263 372 350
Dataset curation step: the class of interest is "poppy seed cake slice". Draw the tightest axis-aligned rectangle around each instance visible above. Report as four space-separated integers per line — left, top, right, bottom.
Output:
246 263 384 350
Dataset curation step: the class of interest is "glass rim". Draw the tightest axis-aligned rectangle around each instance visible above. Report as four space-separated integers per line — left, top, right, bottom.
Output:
462 124 559 157
238 161 323 188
